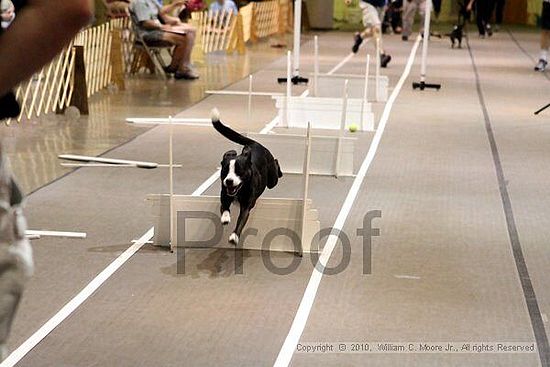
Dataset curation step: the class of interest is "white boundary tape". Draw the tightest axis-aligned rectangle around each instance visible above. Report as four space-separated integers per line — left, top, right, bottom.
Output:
272 36 422 367
0 48 352 367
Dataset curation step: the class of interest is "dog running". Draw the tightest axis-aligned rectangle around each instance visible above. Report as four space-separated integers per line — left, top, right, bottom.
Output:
211 108 283 246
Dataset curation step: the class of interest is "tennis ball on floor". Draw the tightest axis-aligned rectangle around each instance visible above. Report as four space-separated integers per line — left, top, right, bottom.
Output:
348 124 358 133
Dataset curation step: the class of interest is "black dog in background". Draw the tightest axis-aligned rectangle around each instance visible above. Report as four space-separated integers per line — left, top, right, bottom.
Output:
211 109 283 246
447 2 470 48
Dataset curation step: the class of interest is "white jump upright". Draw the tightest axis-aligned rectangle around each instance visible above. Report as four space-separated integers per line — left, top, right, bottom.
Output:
334 80 349 178
169 116 175 252
283 50 292 128
375 38 381 102
148 116 321 254
412 0 441 90
313 36 319 97
360 55 370 131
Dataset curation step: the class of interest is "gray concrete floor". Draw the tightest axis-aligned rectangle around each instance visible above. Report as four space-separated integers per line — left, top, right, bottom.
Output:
2 28 550 367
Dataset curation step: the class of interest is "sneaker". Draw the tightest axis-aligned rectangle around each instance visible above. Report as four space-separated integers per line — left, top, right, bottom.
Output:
175 68 199 80
402 35 408 41
381 53 392 68
479 33 486 39
534 59 548 71
352 33 363 53
486 25 493 37
494 24 500 32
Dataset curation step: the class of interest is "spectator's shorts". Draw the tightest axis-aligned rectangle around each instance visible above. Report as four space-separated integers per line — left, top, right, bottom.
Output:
142 30 165 44
543 1 550 30
360 2 384 27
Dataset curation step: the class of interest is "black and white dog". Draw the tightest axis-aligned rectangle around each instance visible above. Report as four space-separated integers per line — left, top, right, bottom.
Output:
211 109 283 246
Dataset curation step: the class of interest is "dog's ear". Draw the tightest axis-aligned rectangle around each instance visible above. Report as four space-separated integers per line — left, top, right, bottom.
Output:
221 150 237 165
242 148 252 163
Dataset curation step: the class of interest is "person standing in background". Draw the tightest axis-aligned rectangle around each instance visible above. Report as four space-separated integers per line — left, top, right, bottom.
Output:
492 0 505 31
401 0 426 41
535 0 550 71
467 0 493 38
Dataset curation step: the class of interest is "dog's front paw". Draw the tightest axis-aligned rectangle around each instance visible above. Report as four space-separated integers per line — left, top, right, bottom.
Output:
229 233 239 246
221 211 231 225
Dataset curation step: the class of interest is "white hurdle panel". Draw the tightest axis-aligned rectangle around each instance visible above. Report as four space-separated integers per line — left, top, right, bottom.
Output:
148 195 320 254
273 95 375 131
247 132 357 177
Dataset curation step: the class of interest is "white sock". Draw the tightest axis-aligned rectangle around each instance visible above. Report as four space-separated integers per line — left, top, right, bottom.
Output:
540 49 548 61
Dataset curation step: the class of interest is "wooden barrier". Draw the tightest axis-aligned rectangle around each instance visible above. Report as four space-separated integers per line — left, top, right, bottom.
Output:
7 45 76 124
192 10 238 54
4 20 127 124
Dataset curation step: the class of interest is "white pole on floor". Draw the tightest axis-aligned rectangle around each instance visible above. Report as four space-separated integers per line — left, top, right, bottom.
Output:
375 38 381 102
334 79 349 178
313 35 319 97
169 115 175 252
292 0 302 78
247 74 253 125
413 0 441 90
284 50 292 128
360 55 370 131
420 0 431 83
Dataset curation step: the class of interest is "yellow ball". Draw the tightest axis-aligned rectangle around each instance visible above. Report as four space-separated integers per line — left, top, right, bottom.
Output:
348 124 358 133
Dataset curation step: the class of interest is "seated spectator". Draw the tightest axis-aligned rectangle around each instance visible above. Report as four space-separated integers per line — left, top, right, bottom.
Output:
209 0 238 14
0 0 15 29
130 0 199 80
103 0 130 18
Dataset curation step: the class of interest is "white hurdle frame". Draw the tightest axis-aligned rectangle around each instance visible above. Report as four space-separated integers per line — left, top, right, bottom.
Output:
26 230 87 239
376 38 381 102
152 118 318 255
126 118 211 126
284 50 292 127
300 123 313 256
169 116 175 252
313 36 319 97
334 80 349 178
360 55 370 131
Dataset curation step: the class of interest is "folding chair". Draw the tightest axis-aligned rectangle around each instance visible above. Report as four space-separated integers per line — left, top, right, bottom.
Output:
129 11 174 79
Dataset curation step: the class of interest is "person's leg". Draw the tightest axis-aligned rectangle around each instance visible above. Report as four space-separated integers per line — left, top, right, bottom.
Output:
535 30 550 71
475 0 486 36
483 0 493 35
180 28 196 67
161 33 187 70
535 2 550 71
417 0 427 35
402 0 417 39
495 0 505 26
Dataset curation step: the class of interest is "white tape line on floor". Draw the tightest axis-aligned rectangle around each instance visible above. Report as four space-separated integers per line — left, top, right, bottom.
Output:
273 36 422 367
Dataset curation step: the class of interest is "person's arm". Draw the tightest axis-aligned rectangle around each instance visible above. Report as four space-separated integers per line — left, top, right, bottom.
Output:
0 0 93 97
160 1 186 25
466 0 474 11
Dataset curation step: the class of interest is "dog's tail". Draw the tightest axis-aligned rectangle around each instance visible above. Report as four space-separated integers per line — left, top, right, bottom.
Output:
211 108 255 146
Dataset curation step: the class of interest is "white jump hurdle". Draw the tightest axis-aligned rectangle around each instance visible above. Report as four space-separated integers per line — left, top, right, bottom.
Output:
246 132 356 177
148 123 320 255
273 94 375 131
